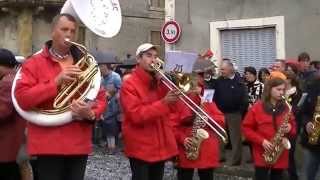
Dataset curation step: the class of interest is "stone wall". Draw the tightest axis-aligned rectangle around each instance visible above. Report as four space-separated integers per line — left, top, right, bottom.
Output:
174 0 320 60
0 0 165 59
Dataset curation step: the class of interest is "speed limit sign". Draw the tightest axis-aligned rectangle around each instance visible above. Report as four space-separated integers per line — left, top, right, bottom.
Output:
161 20 181 44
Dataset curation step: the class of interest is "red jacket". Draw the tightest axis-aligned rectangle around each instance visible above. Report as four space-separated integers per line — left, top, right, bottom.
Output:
120 66 178 162
172 99 225 169
15 42 106 155
0 71 26 162
242 101 296 169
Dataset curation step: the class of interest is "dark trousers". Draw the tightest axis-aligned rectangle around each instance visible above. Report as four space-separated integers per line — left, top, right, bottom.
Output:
37 155 88 180
255 167 284 180
303 148 320 180
177 168 214 180
0 161 21 180
221 112 242 165
288 137 298 180
129 158 165 180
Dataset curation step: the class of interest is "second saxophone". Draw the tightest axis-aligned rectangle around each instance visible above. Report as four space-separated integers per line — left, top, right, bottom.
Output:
262 96 292 165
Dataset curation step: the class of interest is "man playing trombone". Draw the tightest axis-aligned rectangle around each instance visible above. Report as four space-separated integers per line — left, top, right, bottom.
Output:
120 43 179 180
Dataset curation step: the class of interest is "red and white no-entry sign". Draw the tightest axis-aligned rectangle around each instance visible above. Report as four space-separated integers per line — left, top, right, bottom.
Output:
161 20 181 44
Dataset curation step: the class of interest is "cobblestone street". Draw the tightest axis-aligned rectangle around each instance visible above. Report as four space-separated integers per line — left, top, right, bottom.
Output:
84 144 319 180
85 146 176 180
84 145 255 180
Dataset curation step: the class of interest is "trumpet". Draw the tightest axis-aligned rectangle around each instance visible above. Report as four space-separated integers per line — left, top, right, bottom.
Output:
151 59 228 143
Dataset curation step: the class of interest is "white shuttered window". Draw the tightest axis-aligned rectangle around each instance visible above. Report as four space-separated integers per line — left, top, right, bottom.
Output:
221 27 276 73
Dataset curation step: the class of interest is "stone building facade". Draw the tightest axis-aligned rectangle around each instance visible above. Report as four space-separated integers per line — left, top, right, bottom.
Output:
0 0 165 60
169 0 320 72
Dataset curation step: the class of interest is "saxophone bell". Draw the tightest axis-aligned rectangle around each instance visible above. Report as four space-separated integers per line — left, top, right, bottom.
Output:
185 128 209 161
282 138 291 150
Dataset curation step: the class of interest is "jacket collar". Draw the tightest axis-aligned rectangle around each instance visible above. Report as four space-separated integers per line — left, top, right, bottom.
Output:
134 66 155 85
40 40 83 63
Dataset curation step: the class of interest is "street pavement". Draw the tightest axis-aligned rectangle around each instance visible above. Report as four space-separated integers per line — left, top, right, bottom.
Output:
85 146 176 180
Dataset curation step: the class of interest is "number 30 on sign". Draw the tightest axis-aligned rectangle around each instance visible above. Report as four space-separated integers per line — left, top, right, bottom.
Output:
161 20 181 44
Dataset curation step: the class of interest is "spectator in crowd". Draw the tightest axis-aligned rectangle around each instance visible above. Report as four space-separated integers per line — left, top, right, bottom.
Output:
296 52 317 92
258 68 270 84
285 61 300 75
244 66 264 107
284 71 302 180
300 75 320 180
206 59 248 166
102 84 121 154
242 76 296 180
0 49 26 180
271 59 286 72
98 58 122 151
100 63 121 92
310 61 320 71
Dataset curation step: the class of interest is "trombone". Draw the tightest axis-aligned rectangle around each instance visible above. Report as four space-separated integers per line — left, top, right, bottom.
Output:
151 60 228 143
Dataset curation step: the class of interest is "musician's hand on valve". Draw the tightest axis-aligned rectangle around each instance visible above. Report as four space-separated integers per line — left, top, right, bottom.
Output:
262 139 273 153
282 123 292 133
55 65 82 86
184 137 194 150
306 122 314 134
163 90 180 104
70 100 95 121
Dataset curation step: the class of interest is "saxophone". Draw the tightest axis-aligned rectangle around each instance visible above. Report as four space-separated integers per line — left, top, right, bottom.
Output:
263 96 292 165
185 113 209 160
308 96 320 145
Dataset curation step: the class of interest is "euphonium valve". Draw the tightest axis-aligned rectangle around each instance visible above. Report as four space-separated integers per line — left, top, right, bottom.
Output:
52 39 99 111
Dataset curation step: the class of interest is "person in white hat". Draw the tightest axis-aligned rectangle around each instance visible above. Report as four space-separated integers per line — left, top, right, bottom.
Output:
120 43 179 180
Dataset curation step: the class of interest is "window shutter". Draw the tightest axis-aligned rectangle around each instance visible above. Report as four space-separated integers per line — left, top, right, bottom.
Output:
221 27 276 73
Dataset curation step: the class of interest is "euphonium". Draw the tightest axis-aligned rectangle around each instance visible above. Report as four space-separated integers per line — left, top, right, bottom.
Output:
11 39 102 126
49 39 99 113
263 96 292 165
308 96 320 145
185 112 209 160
